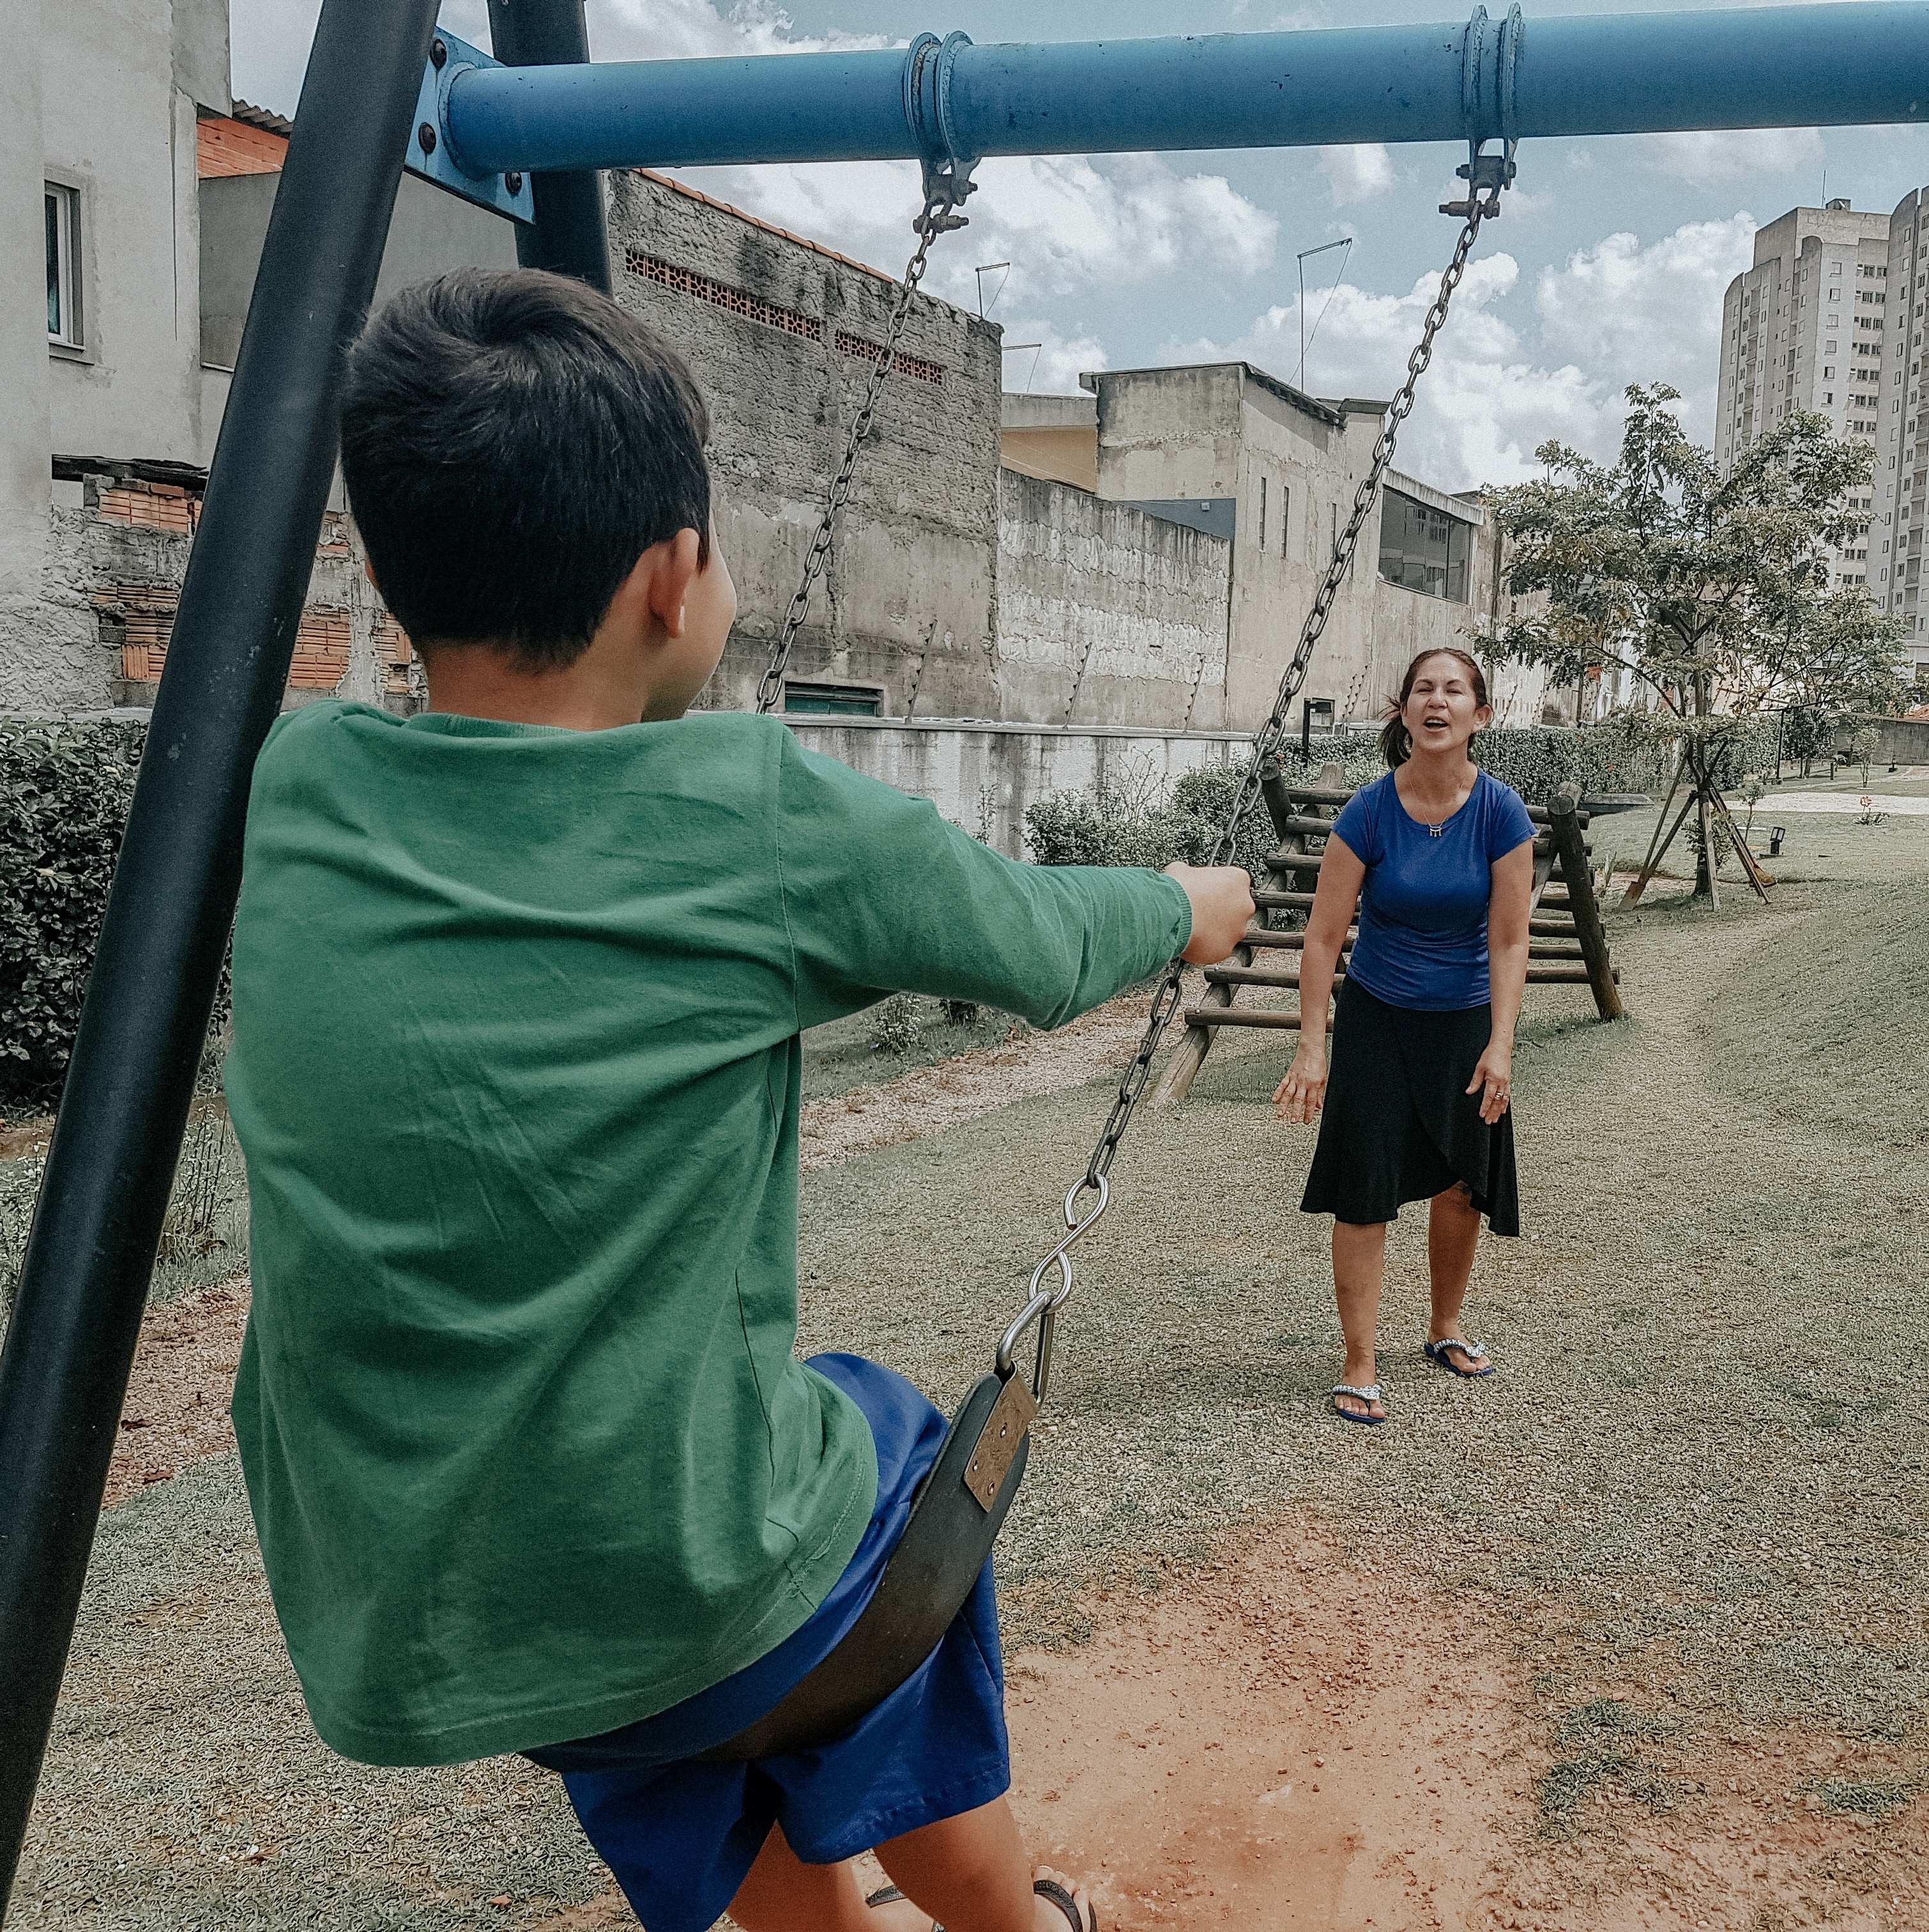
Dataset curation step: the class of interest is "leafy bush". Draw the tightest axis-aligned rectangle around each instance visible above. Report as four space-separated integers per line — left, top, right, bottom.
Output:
1020 719 1762 885
1 719 146 1112
870 992 924 1054
0 718 237 1117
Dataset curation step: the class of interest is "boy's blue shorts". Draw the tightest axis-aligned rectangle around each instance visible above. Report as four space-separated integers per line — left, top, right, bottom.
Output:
524 1353 1010 1932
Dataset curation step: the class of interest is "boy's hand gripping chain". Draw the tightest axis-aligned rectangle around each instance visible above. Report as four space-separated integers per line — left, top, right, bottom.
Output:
975 142 1518 1485
755 147 977 717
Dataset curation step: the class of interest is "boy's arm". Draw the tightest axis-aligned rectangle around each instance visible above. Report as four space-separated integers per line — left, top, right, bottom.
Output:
772 735 1244 1031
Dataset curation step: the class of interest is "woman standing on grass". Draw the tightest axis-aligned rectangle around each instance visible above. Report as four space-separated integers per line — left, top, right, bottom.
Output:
1274 647 1536 1425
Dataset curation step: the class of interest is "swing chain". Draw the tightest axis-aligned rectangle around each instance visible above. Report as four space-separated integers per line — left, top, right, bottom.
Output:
995 145 1516 1404
754 164 978 717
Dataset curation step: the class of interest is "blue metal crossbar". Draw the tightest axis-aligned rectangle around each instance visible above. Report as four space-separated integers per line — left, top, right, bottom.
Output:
438 2 1929 176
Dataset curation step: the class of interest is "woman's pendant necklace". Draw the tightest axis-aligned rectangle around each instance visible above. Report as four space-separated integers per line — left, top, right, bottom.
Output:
1428 821 1444 837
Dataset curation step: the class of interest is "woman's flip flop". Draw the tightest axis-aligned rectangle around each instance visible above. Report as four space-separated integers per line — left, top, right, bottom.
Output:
1330 1382 1387 1425
868 1878 1098 1930
1423 1337 1495 1379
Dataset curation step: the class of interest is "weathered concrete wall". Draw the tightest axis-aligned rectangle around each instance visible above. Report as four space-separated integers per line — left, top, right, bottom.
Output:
41 0 220 472
784 717 1250 859
1835 713 1929 764
607 171 1004 718
995 470 1229 732
0 9 50 701
199 172 520 372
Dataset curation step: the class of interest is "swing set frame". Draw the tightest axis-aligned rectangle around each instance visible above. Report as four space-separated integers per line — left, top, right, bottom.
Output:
1 0 1923 1906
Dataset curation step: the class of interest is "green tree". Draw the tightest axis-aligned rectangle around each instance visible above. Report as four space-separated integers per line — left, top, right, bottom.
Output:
1490 385 1908 904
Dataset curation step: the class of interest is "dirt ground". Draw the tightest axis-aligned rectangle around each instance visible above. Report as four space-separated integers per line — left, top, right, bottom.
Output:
14 807 1929 1931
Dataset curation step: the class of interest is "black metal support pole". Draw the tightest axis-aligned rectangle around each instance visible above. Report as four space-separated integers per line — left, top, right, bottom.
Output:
486 0 613 293
0 2 438 1913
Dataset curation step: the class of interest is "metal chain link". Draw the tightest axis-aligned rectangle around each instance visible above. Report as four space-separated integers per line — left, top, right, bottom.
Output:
998 163 1512 1402
755 185 971 716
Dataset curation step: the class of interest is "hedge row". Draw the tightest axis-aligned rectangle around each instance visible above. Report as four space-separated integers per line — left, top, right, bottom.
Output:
1021 720 1785 870
1 719 149 1111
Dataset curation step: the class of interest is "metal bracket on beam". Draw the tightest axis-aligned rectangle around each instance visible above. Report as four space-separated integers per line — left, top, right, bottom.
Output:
903 31 979 231
406 29 537 224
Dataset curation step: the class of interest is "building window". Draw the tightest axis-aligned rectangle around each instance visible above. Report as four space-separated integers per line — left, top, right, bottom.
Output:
45 183 80 347
1258 475 1267 550
1279 484 1290 556
782 682 883 717
1376 489 1470 602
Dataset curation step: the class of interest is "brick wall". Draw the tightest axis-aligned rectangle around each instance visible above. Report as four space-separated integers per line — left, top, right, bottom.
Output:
28 477 418 716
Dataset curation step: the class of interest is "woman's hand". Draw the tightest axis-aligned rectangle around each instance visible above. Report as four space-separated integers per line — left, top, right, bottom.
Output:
1273 1043 1328 1124
1466 1039 1514 1124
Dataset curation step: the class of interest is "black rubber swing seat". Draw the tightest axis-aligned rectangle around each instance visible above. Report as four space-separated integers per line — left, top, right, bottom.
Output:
698 1371 1032 1761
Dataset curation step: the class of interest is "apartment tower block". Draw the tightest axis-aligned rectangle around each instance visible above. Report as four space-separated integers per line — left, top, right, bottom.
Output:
1715 200 1886 599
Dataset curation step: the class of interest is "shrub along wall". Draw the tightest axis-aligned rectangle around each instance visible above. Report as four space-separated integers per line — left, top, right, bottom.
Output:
1023 720 1783 871
1 719 148 1112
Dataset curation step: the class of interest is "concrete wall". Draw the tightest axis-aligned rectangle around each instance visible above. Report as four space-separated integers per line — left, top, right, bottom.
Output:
1835 713 1929 764
995 470 1229 731
784 717 1251 859
607 171 1005 719
42 0 224 471
2 0 230 705
199 171 520 371
0 8 50 699
1083 363 1562 732
1000 394 1099 491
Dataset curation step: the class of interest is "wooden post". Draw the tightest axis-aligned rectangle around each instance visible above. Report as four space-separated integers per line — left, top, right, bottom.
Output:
1547 786 1622 1020
1622 781 1698 908
1152 760 1343 1105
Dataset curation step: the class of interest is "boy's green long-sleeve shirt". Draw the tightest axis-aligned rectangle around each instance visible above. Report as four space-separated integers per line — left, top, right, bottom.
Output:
225 702 1190 1767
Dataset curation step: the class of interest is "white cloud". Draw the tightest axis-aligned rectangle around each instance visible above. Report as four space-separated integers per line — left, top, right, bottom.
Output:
1535 215 1755 435
532 0 888 59
676 152 1279 310
1155 211 1764 492
1635 128 1824 185
231 0 885 115
1317 144 1397 208
1159 255 1614 491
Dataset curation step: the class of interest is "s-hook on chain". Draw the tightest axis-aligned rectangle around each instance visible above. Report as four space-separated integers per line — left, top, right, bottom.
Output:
754 160 978 717
994 139 1520 1409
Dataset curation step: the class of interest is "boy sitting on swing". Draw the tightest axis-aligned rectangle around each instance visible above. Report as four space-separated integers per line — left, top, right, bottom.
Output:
224 268 1253 1932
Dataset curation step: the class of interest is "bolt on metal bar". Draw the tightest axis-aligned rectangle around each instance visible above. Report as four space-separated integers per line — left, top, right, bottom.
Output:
443 3 1929 175
0 1 443 1913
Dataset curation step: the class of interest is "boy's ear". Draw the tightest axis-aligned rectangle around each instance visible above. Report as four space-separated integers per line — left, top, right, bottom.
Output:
628 528 703 641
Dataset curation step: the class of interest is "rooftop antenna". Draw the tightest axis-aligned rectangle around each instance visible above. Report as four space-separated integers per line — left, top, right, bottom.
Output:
1001 341 1044 391
975 261 1012 318
1297 236 1353 390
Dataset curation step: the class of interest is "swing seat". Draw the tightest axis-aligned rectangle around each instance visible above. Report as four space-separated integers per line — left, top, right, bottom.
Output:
698 1370 1033 1761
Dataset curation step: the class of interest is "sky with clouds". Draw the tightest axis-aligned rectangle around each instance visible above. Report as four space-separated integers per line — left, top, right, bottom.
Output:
231 0 1929 493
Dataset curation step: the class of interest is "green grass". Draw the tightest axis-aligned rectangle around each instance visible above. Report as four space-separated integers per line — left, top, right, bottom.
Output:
800 998 1028 1105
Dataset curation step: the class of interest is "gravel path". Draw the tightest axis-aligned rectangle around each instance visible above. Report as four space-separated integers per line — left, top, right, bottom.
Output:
15 825 1928 1927
792 836 1929 1823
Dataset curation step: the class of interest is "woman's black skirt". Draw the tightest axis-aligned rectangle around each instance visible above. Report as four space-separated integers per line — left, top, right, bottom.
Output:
1299 978 1520 1235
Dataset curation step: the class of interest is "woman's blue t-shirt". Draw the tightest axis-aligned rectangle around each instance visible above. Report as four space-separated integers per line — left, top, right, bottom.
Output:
1327 767 1537 1012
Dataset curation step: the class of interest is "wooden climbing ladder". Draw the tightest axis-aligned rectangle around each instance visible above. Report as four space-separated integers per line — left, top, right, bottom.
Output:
1151 763 1624 1105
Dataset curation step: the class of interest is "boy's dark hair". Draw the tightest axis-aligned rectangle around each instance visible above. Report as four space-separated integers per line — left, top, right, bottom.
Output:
340 268 711 670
